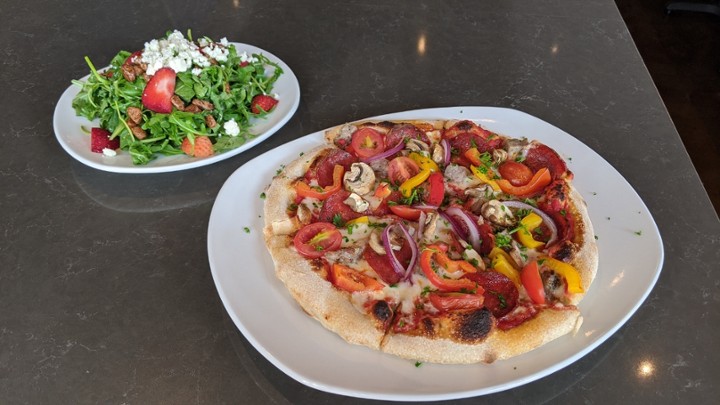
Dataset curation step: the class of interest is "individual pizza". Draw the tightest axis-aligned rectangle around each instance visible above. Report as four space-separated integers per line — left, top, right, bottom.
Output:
262 119 598 364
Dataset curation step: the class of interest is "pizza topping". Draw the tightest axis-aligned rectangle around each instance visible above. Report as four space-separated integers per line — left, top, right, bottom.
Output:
444 164 482 192
497 167 552 197
343 162 376 195
387 156 421 186
428 292 485 312
515 213 546 249
520 260 546 305
433 139 450 166
541 257 584 294
481 199 516 227
344 192 370 213
317 190 366 223
523 141 573 181
492 148 509 165
441 206 482 252
498 160 533 186
293 222 343 259
383 223 419 280
489 247 522 286
329 263 384 292
406 138 431 153
464 270 519 318
420 245 478 292
502 200 559 246
315 149 358 187
296 164 345 200
351 127 386 160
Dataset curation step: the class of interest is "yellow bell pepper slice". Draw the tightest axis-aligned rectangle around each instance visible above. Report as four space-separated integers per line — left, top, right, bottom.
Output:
516 213 545 249
346 216 369 226
541 257 584 294
470 165 501 192
489 247 521 286
408 152 440 173
399 168 431 197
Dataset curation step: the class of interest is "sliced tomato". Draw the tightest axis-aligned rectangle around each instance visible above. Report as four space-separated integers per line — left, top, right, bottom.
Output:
350 127 385 159
387 156 420 186
428 292 485 312
520 260 546 305
293 222 342 259
389 205 423 221
425 172 444 206
329 263 384 292
295 165 344 200
496 167 552 197
419 245 477 292
498 161 533 187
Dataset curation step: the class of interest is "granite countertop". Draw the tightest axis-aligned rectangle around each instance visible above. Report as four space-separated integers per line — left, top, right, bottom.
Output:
1 0 718 403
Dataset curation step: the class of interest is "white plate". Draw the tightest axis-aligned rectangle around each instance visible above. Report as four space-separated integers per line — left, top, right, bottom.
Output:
207 107 664 401
53 43 300 174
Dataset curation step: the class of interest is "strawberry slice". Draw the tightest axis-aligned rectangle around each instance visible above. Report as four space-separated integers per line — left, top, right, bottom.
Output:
90 127 120 153
142 67 176 113
181 136 214 158
250 94 278 114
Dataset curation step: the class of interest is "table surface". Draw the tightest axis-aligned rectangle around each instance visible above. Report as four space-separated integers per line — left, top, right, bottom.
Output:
2 0 719 403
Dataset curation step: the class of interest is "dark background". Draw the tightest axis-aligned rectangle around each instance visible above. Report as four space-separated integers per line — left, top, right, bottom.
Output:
615 0 720 214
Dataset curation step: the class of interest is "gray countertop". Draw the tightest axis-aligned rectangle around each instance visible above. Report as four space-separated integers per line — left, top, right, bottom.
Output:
2 0 719 403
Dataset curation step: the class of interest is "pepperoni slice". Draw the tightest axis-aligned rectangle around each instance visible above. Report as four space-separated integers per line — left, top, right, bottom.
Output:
315 150 358 187
363 241 412 285
316 190 366 223
496 303 539 331
523 143 572 181
448 132 503 156
464 271 518 318
385 124 430 148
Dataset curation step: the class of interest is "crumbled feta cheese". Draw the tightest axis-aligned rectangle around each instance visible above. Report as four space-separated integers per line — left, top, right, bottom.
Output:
223 119 240 136
102 148 117 157
141 30 216 75
203 42 229 62
191 67 203 76
238 51 259 64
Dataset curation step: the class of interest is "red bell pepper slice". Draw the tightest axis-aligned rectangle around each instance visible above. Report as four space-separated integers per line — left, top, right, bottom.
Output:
295 165 344 200
497 167 551 196
420 245 477 292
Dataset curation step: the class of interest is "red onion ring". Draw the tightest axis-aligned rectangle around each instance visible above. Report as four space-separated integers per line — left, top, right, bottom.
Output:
382 222 419 281
440 138 451 166
416 211 427 242
443 207 482 252
501 200 558 246
362 140 404 163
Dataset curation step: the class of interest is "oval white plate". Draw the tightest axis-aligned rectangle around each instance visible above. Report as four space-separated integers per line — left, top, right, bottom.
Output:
207 107 664 401
53 43 300 174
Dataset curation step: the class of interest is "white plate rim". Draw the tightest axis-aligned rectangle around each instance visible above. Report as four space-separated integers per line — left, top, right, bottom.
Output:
53 42 300 174
207 106 664 401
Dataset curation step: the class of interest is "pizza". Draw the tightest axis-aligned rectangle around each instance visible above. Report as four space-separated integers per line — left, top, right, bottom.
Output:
262 119 598 364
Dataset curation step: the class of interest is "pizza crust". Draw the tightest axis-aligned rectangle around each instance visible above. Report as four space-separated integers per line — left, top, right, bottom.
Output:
380 307 582 364
567 186 599 305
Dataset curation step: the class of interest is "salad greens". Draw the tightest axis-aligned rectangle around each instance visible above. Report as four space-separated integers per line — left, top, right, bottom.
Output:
71 31 283 165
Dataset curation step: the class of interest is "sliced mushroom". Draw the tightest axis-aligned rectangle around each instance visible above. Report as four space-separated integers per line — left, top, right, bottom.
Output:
406 139 430 153
480 199 516 227
343 162 376 195
296 204 312 225
431 143 445 165
344 192 369 213
492 149 508 165
505 137 529 161
422 212 439 240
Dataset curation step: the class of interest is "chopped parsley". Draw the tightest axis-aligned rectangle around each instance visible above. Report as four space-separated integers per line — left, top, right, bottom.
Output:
332 213 345 227
594 235 599 240
634 230 643 236
415 361 423 368
495 233 512 248
491 291 507 308
243 227 251 234
259 192 266 199
421 286 433 297
523 198 537 207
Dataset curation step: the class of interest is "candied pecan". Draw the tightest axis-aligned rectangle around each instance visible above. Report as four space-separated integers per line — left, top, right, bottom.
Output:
121 64 136 82
205 115 217 128
171 95 185 111
184 104 201 113
130 126 147 140
132 65 145 76
191 99 214 111
126 119 137 128
126 106 143 125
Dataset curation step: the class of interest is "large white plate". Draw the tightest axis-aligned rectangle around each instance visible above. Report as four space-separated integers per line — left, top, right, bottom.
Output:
207 107 664 401
53 43 300 174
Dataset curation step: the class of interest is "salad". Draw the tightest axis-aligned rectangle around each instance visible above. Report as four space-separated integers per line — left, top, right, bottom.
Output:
71 30 283 165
